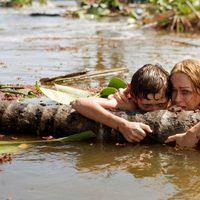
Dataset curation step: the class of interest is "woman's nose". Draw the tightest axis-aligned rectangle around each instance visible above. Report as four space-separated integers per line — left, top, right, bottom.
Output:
174 91 183 103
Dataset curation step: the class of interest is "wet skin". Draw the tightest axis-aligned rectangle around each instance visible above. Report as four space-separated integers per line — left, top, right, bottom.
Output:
133 89 169 112
171 72 200 110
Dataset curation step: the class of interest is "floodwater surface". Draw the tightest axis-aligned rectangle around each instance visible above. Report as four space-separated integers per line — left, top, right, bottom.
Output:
1 142 200 200
0 1 200 199
0 0 200 86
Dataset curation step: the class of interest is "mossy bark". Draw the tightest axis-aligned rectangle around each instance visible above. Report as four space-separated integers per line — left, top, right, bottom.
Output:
0 101 199 144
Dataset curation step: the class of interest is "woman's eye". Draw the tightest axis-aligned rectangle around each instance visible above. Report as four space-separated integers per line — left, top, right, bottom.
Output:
181 90 191 95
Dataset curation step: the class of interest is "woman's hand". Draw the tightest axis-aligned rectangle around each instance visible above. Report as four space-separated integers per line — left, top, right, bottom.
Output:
165 131 199 148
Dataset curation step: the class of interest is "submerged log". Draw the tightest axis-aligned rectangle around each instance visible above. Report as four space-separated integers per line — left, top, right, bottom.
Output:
0 101 199 144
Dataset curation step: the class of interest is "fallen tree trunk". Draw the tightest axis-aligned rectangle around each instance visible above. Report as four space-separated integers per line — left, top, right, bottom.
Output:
0 101 199 144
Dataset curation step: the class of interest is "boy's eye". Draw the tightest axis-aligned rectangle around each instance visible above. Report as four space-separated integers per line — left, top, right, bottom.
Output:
157 103 167 108
141 104 150 108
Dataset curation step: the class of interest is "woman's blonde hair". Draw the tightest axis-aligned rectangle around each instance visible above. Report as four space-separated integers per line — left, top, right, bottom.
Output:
171 58 200 95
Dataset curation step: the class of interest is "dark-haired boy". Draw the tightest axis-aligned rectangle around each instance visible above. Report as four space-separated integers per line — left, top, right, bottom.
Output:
71 64 171 143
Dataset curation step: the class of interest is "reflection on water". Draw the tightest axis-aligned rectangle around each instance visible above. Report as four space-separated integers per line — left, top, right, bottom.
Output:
0 142 200 199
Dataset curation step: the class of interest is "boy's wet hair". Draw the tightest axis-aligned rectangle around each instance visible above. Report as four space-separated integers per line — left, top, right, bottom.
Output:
130 64 171 100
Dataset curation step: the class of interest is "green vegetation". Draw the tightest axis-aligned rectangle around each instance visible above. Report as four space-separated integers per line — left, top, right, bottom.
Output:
0 131 96 146
1 0 47 7
149 0 200 15
66 0 137 19
100 77 127 98
0 0 199 32
40 77 127 104
147 0 200 32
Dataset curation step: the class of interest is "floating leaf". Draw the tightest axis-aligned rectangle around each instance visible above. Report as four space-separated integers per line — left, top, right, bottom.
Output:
100 87 117 98
40 87 77 105
0 145 19 153
55 131 96 143
108 77 127 89
0 131 96 145
55 84 93 98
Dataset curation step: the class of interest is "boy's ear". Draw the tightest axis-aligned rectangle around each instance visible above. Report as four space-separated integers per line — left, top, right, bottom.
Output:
127 83 131 89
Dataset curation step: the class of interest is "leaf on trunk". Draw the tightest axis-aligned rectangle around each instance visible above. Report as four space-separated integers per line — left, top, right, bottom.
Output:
40 87 77 105
100 87 118 98
100 77 127 98
55 84 93 97
108 77 127 89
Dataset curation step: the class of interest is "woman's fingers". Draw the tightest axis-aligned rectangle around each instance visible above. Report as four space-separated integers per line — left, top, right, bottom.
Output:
165 135 177 143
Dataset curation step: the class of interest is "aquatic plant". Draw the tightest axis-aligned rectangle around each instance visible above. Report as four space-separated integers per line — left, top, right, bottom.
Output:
66 0 138 18
1 0 47 7
146 0 200 32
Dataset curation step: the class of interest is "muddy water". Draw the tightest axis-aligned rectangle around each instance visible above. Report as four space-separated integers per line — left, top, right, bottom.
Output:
1 1 200 199
1 142 200 200
0 1 200 86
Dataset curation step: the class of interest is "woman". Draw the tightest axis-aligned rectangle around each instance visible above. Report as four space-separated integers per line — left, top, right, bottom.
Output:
165 58 200 148
109 58 200 147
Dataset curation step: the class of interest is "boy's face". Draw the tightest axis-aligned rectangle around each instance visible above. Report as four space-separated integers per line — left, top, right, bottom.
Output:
134 90 169 112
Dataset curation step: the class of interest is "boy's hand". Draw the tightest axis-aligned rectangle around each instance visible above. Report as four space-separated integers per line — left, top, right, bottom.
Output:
119 121 152 143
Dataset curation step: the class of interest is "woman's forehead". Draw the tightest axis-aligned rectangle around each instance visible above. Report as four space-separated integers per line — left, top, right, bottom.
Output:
171 72 196 89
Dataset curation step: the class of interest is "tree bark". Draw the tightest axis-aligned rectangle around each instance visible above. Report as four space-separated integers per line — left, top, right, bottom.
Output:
0 101 199 144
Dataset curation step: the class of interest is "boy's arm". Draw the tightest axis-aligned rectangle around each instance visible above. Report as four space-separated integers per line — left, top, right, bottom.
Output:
165 122 200 148
71 97 152 143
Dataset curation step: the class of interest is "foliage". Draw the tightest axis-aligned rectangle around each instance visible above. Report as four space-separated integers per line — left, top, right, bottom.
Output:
67 0 137 18
100 77 127 97
39 87 86 105
1 0 47 7
40 77 126 104
100 87 118 98
147 0 200 32
149 0 200 15
0 131 96 146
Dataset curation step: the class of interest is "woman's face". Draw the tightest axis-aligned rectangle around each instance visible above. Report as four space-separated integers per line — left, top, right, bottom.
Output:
171 72 200 110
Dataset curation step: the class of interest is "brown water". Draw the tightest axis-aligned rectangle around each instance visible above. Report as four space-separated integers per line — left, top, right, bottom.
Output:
1 142 200 200
0 1 200 199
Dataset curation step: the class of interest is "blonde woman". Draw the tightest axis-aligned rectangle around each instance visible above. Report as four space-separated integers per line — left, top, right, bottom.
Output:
165 58 200 148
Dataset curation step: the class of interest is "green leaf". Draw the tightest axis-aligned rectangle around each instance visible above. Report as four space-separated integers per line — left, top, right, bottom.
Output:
55 84 93 98
100 87 117 98
108 77 127 89
0 145 19 153
40 87 77 105
0 131 96 146
55 131 96 143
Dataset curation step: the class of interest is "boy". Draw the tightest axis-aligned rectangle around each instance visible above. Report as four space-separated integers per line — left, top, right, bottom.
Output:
71 64 171 143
